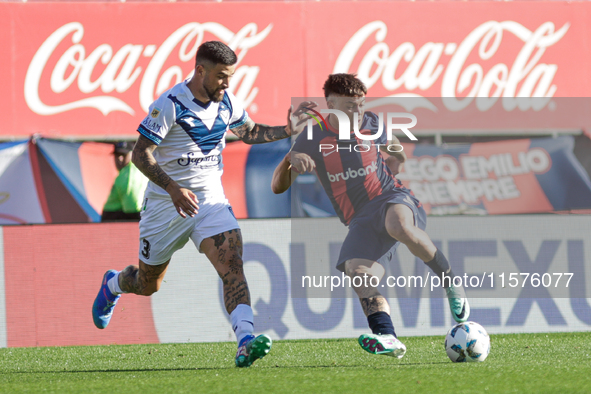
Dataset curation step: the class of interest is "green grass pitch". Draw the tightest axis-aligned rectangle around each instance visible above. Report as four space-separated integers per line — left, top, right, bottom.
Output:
1 332 590 393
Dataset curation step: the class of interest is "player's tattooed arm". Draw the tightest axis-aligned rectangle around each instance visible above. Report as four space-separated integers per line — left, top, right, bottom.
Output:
231 105 295 144
132 135 174 190
231 118 289 144
132 135 199 217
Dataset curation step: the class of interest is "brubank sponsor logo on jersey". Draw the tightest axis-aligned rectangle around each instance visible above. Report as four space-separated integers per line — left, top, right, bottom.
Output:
24 22 272 116
334 21 569 111
327 161 378 183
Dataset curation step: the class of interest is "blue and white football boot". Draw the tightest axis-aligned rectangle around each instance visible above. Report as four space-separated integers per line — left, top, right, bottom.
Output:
92 270 121 329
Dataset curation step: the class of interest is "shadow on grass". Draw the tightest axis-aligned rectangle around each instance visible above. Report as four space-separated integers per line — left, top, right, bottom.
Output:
0 361 450 374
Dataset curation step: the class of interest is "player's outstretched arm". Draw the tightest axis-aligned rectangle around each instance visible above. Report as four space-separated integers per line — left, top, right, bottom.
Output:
271 151 315 194
231 117 289 144
132 135 199 218
230 105 297 144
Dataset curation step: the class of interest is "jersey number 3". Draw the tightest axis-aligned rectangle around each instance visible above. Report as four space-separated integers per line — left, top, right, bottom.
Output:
142 239 151 259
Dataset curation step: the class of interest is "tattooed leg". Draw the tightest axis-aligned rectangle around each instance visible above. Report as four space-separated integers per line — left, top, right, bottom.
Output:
118 260 169 296
345 258 391 316
359 295 390 317
201 229 250 314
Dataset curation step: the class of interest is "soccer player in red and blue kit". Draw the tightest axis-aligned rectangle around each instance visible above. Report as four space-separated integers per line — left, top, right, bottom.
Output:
272 74 470 358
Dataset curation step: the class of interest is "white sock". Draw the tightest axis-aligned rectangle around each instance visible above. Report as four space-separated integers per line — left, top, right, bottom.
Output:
107 272 123 295
230 304 254 345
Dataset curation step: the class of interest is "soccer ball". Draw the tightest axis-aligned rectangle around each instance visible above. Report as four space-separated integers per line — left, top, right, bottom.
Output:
444 321 490 362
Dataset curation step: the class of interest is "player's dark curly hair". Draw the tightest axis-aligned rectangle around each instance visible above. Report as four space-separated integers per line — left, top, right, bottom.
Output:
323 74 367 98
195 41 237 66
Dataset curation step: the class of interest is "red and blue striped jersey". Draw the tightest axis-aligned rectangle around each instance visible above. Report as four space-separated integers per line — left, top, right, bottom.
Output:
292 111 406 225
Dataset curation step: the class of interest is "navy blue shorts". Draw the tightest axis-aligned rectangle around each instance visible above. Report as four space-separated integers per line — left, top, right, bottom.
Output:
336 189 427 272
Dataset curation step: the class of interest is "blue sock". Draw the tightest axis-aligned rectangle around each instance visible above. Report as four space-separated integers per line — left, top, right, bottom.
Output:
367 311 396 337
425 249 454 277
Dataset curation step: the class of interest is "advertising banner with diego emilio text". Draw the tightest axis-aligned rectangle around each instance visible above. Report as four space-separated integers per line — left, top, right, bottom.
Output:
0 217 590 348
1 2 591 139
397 136 591 215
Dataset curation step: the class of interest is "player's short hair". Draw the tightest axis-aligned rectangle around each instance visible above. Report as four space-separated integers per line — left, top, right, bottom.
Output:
323 74 367 98
195 41 237 67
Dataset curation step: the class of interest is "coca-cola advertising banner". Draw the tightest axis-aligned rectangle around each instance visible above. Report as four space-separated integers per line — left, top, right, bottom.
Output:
1 2 590 139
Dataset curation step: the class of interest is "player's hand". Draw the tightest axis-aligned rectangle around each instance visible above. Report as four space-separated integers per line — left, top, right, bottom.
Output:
287 101 318 136
380 136 407 163
288 151 315 173
166 183 199 218
385 156 404 176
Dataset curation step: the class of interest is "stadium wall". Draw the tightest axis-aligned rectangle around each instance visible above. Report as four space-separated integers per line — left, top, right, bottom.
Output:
0 217 590 348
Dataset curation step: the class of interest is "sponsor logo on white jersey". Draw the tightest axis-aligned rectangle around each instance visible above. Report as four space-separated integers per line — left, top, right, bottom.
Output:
141 118 163 134
177 152 220 167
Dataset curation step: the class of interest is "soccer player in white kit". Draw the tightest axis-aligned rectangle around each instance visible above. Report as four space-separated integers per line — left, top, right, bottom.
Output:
92 41 294 368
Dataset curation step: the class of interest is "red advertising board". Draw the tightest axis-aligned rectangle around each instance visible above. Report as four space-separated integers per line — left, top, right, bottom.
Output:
3 223 159 347
1 2 590 139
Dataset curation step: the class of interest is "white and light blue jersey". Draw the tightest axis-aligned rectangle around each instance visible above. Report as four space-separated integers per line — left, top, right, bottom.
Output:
137 80 248 204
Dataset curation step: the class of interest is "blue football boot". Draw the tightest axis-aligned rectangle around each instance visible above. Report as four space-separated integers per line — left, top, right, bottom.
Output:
92 270 121 329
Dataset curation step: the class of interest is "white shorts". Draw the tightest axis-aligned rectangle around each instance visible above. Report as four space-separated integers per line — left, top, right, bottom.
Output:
138 198 239 265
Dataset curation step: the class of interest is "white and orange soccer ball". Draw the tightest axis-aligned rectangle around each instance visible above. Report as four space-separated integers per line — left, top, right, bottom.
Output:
445 321 491 362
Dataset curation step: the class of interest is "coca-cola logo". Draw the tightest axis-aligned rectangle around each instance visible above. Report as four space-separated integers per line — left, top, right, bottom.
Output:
24 22 272 116
334 21 570 111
